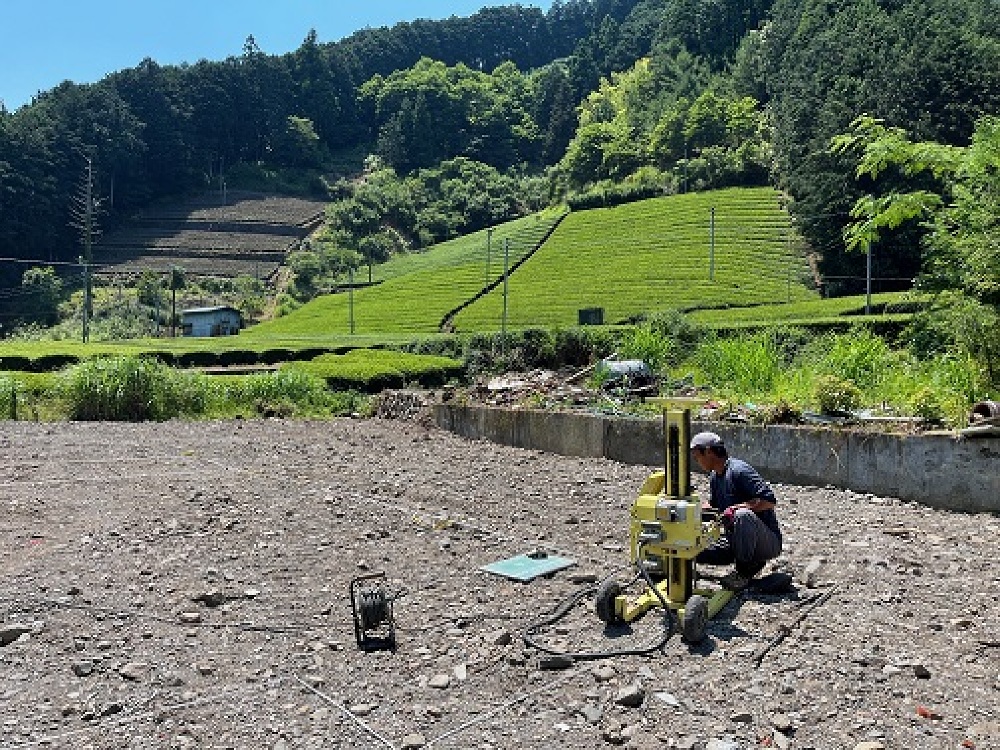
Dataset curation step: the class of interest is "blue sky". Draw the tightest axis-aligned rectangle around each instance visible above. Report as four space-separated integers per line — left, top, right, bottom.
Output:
1 1 553 112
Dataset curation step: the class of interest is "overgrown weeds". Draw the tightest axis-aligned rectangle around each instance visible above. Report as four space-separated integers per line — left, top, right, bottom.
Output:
52 356 363 421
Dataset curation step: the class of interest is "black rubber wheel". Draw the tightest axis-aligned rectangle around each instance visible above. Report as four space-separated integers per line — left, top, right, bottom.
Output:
595 579 623 625
681 594 709 644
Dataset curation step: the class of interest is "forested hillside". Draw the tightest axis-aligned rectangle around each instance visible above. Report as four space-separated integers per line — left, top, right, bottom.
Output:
1 0 998 334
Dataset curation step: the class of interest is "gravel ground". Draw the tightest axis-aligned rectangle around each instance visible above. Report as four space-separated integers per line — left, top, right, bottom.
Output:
1 417 998 750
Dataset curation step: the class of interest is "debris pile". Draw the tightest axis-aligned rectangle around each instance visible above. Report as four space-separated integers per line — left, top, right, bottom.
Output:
374 389 439 421
473 369 599 409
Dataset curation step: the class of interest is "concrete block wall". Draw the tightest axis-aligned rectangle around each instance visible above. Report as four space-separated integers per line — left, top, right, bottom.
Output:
433 404 1000 514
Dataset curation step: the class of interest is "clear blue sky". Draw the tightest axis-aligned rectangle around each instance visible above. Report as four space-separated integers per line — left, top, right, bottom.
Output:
1 1 554 112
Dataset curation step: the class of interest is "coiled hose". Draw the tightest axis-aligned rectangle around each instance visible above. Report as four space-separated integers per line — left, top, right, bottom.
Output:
522 560 677 661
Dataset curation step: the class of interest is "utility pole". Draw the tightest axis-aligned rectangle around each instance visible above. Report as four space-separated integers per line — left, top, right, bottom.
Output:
70 153 97 343
348 267 355 335
683 144 688 193
168 266 185 337
709 206 716 281
786 229 792 303
219 155 226 203
864 238 872 315
84 156 93 343
486 227 493 286
501 238 509 358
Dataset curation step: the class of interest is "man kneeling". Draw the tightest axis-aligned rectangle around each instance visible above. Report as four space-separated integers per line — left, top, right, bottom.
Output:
689 431 782 590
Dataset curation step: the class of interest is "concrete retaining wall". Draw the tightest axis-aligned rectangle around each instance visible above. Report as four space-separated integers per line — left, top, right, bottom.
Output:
433 404 1000 514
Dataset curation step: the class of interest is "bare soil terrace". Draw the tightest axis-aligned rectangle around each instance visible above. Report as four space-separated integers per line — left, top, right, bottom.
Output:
1 418 998 750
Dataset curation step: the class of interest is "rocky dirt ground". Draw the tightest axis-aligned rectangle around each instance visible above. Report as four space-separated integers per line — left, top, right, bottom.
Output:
1 414 998 750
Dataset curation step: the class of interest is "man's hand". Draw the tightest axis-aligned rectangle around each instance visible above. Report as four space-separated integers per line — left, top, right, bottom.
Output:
746 498 776 512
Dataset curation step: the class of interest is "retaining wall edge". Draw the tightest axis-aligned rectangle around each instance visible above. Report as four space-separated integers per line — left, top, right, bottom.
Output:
432 404 999 514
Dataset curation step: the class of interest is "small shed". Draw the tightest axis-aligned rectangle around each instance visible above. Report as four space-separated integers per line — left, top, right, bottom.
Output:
181 306 242 337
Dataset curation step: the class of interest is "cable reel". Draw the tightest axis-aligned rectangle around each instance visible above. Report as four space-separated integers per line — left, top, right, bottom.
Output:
350 572 396 651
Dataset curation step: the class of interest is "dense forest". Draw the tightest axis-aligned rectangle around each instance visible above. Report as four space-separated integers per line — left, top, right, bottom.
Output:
1 0 999 323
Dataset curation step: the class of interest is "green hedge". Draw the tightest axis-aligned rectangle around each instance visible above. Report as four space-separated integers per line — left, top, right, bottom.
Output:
176 351 220 368
0 355 32 372
32 354 80 372
284 349 464 393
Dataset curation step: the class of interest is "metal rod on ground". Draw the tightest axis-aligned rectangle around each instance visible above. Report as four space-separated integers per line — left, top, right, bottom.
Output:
424 668 579 748
753 585 838 667
0 689 241 750
293 674 398 750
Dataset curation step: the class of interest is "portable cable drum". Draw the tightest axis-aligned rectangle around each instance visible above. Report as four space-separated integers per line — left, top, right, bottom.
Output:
350 572 398 651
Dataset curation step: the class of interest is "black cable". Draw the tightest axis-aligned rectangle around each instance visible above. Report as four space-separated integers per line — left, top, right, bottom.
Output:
521 564 677 661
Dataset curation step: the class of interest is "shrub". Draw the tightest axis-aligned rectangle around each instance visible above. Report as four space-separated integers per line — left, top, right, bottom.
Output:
905 292 1000 388
517 328 558 368
217 349 259 367
176 351 219 368
146 351 177 366
567 181 667 211
32 354 79 372
907 386 946 424
813 374 862 414
802 329 892 390
0 356 32 372
286 349 464 392
645 310 705 362
618 326 677 372
258 349 295 365
552 327 616 367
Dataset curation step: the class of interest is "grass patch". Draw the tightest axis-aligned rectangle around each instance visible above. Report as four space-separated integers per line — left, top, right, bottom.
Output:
57 357 212 421
3 356 373 422
668 327 991 427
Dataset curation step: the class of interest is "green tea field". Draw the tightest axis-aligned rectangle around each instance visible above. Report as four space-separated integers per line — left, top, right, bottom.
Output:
249 187 817 339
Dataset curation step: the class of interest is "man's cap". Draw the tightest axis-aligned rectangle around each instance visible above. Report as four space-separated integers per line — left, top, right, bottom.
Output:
690 431 724 449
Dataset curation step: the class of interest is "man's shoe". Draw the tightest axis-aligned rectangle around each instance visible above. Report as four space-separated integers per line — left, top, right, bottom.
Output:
719 571 751 591
736 561 766 580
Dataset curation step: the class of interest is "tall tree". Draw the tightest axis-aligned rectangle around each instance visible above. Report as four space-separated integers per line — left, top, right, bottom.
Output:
763 0 1000 293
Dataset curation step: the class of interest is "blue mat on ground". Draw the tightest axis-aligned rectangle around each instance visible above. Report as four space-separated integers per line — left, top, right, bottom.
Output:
480 552 576 582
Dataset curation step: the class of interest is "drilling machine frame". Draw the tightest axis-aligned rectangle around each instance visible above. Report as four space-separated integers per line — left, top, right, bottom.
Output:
595 401 733 644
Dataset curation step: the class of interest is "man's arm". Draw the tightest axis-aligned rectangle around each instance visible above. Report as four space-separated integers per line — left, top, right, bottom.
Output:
744 497 776 512
733 461 776 512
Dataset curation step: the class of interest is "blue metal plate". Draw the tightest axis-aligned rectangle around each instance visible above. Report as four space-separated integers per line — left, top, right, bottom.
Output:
480 552 576 582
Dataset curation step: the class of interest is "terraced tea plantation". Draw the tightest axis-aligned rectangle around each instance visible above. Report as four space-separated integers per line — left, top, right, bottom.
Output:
454 187 817 330
244 209 567 339
255 187 817 338
94 191 326 280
